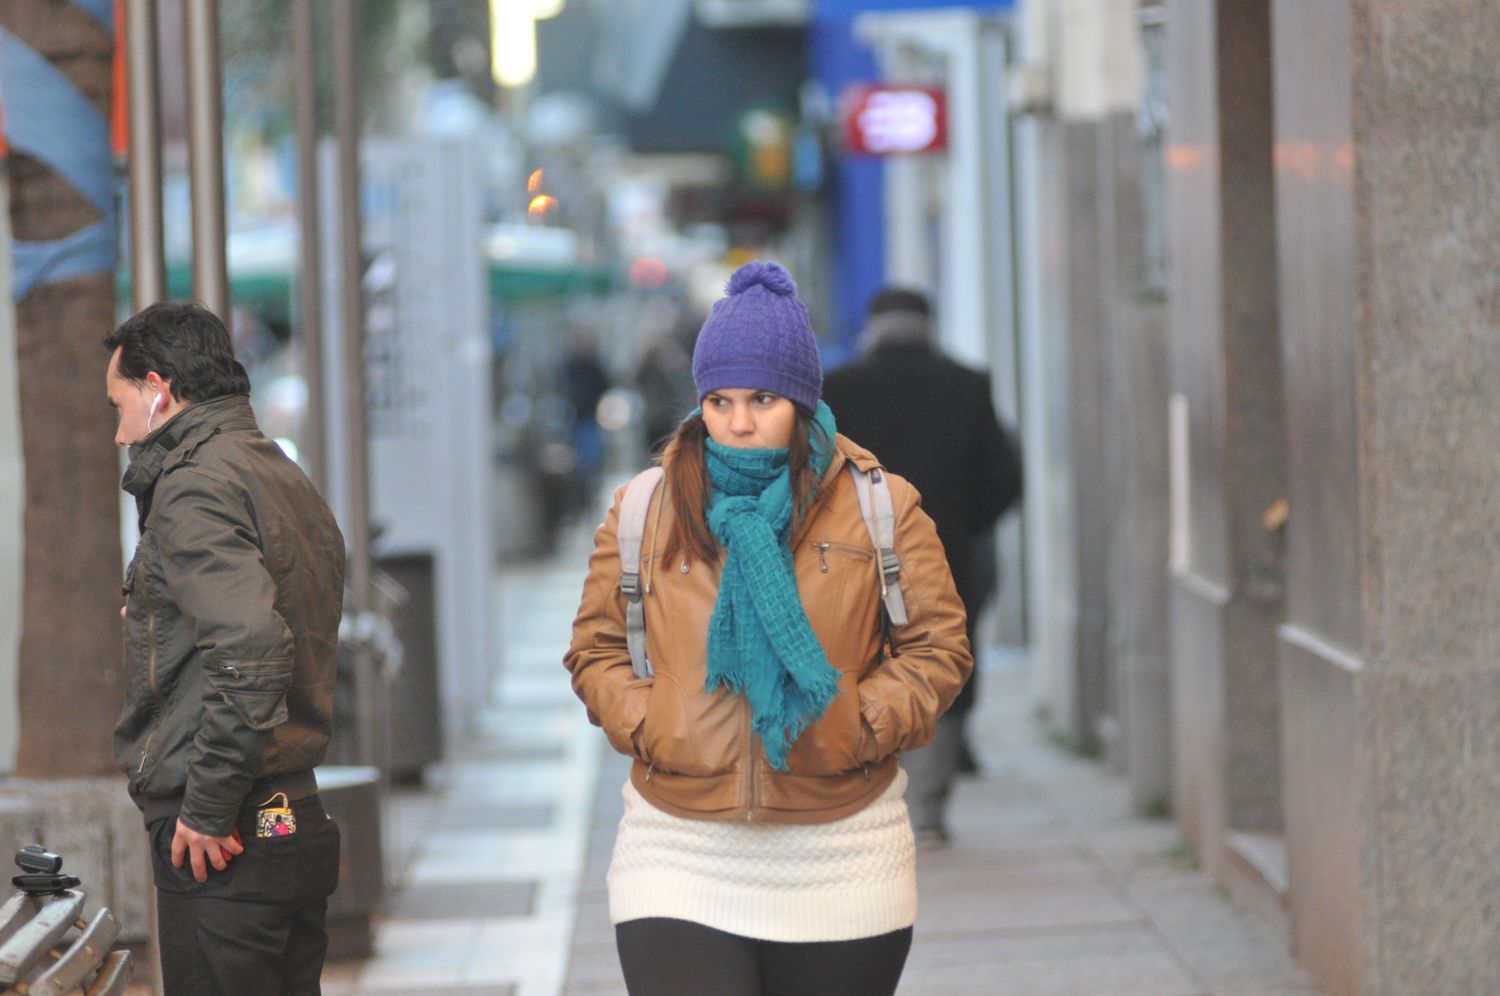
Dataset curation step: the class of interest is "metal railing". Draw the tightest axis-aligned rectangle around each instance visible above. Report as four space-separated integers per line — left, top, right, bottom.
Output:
0 848 132 995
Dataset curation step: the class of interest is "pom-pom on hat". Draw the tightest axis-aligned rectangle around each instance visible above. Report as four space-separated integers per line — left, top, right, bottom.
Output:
691 261 822 412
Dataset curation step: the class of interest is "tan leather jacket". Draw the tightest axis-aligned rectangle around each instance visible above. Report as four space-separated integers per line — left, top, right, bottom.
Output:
565 434 972 824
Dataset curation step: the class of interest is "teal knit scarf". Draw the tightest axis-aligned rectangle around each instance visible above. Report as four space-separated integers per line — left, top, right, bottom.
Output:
702 401 840 770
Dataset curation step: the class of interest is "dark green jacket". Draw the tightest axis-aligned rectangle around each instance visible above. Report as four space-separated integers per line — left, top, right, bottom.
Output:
115 395 345 835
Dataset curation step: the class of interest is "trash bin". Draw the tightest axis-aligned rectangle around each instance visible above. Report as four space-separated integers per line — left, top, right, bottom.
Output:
317 765 382 961
328 553 443 782
374 552 444 783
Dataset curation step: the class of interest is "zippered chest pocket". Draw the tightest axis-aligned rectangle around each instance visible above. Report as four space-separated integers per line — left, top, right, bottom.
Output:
803 540 878 667
807 540 873 574
209 658 293 731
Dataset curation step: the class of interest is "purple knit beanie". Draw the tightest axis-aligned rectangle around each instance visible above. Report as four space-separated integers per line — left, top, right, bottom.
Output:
692 261 822 412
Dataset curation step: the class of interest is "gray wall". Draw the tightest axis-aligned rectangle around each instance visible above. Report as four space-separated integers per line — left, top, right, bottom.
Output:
1029 115 1082 741
1060 121 1116 752
1165 0 1286 879
1026 53 1175 803
1028 101 1173 809
1034 1 1500 989
1275 0 1500 991
1270 2 1365 991
1352 2 1500 979
1097 113 1172 809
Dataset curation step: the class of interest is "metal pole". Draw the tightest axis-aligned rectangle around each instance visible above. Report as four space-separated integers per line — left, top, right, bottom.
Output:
292 0 326 490
183 0 229 318
332 0 376 766
125 0 165 310
123 11 168 988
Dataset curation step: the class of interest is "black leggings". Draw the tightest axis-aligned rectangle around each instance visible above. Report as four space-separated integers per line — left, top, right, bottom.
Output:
615 917 913 996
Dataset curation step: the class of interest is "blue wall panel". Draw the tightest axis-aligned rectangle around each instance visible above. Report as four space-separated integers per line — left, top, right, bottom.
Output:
814 0 1014 21
810 15 884 354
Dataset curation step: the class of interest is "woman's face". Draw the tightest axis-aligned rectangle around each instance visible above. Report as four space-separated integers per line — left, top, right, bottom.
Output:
701 388 798 449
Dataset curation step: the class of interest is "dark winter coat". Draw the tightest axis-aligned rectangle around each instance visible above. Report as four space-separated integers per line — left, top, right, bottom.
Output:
822 340 1022 688
115 396 345 836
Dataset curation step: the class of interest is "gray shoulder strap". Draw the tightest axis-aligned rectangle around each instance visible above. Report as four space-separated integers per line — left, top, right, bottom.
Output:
618 466 665 679
848 464 909 626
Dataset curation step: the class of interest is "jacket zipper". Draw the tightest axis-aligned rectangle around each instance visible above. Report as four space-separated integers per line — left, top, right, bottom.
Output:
138 597 164 774
744 702 757 822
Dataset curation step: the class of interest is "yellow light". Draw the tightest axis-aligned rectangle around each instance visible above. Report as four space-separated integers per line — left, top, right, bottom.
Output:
527 168 546 194
490 1 538 88
528 195 559 216
489 1 565 88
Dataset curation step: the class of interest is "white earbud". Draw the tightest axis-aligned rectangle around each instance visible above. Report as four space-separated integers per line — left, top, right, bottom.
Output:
147 391 163 433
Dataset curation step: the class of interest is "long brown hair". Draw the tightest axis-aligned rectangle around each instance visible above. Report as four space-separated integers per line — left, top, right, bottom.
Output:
659 406 830 567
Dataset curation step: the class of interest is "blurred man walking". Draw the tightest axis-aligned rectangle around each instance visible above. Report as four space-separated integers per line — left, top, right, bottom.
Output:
822 287 1022 847
106 302 345 994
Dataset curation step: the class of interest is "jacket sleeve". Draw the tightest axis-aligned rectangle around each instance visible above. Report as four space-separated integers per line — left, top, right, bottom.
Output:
563 487 653 758
154 468 294 835
858 478 974 759
970 377 1023 532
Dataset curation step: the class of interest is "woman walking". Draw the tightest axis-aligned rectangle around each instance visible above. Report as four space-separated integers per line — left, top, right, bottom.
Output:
565 261 972 996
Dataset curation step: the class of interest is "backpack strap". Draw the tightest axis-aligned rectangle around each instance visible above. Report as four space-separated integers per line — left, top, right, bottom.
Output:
617 466 665 679
848 464 909 626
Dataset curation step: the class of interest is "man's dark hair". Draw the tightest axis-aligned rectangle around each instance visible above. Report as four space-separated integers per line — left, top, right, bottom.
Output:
867 287 931 319
104 301 251 401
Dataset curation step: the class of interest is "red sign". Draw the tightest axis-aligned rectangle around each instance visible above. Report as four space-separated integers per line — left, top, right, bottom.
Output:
842 84 947 156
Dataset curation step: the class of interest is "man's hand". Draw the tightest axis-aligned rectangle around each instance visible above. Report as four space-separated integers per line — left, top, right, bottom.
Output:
171 818 244 882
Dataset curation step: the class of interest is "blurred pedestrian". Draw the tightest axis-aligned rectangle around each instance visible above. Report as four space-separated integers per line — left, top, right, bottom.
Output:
106 302 345 995
822 287 1023 848
565 262 972 995
633 317 699 454
561 323 612 514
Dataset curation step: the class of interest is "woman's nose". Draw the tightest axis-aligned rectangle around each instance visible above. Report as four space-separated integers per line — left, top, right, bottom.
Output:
729 405 754 434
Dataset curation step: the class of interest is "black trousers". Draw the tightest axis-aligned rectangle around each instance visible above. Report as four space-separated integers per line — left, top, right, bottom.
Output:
149 794 341 996
616 918 913 996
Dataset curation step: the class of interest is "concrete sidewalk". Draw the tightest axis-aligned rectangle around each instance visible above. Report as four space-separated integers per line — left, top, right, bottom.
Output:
324 522 1318 995
564 666 1317 996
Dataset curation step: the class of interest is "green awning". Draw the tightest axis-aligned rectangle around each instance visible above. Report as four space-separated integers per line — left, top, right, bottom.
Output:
118 261 613 312
488 263 613 302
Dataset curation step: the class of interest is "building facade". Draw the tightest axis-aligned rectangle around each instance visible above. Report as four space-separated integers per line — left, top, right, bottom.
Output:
1023 1 1500 991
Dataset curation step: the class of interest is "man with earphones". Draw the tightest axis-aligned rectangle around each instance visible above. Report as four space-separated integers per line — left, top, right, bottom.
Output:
105 301 346 995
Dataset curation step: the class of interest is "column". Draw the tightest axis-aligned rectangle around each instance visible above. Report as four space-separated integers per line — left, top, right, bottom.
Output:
1274 1 1500 990
1164 0 1287 881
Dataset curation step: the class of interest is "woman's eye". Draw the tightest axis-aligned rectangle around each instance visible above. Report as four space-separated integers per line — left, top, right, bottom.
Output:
755 394 776 405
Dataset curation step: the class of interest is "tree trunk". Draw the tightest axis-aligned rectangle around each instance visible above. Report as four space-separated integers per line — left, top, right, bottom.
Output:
2 2 124 775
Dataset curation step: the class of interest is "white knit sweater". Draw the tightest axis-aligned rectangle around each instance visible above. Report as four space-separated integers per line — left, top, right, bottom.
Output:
607 767 917 943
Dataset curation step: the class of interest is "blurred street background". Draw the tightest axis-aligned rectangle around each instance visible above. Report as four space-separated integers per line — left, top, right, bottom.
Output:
2 1 1497 994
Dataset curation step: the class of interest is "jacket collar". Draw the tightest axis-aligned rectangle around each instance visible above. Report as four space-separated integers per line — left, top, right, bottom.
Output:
788 434 879 548
860 311 933 354
121 394 258 498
